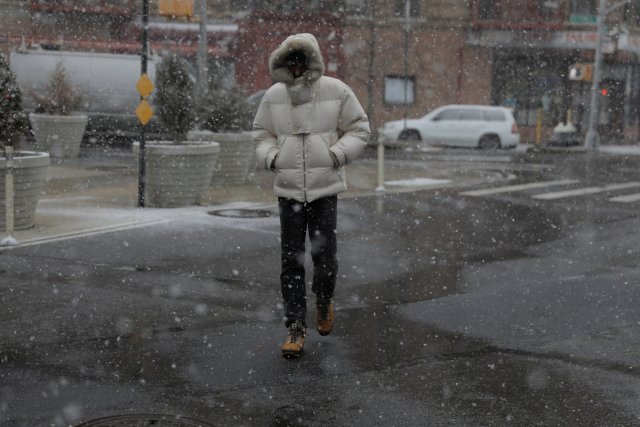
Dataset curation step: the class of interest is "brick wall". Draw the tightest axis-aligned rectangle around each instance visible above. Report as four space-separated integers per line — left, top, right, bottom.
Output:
235 10 345 96
342 0 493 131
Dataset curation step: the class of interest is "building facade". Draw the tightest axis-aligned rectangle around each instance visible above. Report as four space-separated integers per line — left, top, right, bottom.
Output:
3 0 640 143
0 0 237 59
340 0 490 137
235 0 489 138
468 0 640 143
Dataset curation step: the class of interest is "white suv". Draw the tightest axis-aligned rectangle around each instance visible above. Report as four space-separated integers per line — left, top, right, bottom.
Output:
378 105 520 149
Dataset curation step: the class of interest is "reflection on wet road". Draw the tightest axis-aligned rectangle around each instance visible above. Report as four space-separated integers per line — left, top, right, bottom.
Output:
3 156 640 425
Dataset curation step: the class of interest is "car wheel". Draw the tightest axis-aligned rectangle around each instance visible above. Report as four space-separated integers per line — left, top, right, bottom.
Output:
479 134 500 149
398 129 421 141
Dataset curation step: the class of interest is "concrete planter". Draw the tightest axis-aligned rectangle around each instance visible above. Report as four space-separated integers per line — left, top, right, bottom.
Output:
134 140 219 208
206 132 254 186
0 151 50 231
29 113 88 159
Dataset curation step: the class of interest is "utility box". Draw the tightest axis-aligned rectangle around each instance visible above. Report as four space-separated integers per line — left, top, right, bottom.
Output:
569 63 593 82
158 0 194 18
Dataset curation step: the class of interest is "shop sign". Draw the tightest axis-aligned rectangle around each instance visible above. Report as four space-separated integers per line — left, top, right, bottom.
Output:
468 30 614 53
617 34 640 54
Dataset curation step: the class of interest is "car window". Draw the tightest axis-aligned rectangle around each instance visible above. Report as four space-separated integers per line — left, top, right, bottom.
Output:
434 109 460 121
483 110 507 121
459 109 483 121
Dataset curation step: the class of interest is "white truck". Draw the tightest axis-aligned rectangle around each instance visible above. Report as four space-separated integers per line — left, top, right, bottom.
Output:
10 49 161 142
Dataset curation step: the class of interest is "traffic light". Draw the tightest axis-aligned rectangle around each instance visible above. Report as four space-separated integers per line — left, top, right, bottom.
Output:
600 86 609 96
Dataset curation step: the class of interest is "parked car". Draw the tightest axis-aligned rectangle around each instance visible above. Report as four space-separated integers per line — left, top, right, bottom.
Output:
11 49 163 143
378 104 520 149
546 122 582 146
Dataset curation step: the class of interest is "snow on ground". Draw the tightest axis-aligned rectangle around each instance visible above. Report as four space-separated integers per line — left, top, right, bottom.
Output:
598 145 640 156
385 178 451 187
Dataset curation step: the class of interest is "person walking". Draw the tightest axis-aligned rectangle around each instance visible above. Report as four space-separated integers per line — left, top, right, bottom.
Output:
253 33 371 358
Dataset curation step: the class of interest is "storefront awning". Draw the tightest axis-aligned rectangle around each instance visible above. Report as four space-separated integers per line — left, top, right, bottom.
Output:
467 30 616 54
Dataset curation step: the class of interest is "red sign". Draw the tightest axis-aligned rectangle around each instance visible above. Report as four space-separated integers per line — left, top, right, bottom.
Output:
30 0 133 16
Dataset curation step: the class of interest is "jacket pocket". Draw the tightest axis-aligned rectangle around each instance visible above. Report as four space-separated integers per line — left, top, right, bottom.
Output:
307 133 337 169
275 135 298 170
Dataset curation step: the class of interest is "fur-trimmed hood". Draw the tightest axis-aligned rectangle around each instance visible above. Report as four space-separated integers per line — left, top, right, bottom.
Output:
269 33 325 86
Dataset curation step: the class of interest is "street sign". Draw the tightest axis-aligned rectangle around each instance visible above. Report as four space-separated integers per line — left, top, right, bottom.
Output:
158 0 194 17
136 73 154 125
135 99 153 125
569 63 593 82
136 73 154 98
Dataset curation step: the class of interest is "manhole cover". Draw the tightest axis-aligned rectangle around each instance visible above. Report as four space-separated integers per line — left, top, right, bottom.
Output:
208 209 273 218
76 414 215 427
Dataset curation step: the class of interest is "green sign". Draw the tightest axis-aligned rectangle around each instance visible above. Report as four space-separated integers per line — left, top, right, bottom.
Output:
570 14 597 24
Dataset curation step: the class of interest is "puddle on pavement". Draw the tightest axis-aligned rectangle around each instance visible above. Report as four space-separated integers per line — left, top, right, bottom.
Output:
76 414 215 426
208 209 274 219
4 305 639 426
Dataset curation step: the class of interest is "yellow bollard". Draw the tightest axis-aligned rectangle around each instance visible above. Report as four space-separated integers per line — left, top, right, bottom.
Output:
376 137 385 192
1 145 17 246
535 108 543 146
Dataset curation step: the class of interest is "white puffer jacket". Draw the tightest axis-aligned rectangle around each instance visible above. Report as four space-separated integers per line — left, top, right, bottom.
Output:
253 33 371 202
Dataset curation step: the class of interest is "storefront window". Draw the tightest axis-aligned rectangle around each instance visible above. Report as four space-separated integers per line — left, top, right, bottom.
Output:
492 55 570 127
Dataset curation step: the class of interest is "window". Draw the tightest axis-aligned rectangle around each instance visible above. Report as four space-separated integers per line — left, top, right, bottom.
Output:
393 0 420 17
478 0 495 20
570 0 596 15
570 0 596 23
483 110 507 121
384 76 415 105
459 109 483 121
344 0 367 15
434 109 459 121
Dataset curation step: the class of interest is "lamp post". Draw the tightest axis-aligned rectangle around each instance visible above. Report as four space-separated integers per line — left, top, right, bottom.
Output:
138 0 149 207
197 0 208 107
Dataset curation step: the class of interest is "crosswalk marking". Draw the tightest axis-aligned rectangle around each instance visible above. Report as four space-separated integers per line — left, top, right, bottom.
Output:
531 182 640 200
461 180 640 203
460 179 579 197
609 193 640 203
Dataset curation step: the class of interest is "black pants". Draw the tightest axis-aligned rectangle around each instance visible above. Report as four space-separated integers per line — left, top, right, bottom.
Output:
278 195 338 327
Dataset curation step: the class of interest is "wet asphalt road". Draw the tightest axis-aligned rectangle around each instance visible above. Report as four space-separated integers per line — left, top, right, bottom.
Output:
2 149 640 426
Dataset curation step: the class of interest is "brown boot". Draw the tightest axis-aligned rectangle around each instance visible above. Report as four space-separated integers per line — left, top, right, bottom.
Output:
316 300 334 336
281 321 306 358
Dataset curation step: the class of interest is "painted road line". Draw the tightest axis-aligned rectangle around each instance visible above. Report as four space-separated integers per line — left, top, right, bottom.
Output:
532 182 640 200
0 218 171 250
609 192 640 203
438 155 513 163
460 179 579 197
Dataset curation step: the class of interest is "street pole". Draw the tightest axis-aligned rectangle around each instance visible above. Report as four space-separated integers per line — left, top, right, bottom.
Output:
402 0 410 130
138 0 149 207
197 0 208 110
584 0 606 151
367 3 385 192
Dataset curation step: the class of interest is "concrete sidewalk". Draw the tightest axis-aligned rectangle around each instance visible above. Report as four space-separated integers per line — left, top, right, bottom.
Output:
7 141 640 246
2 146 499 247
